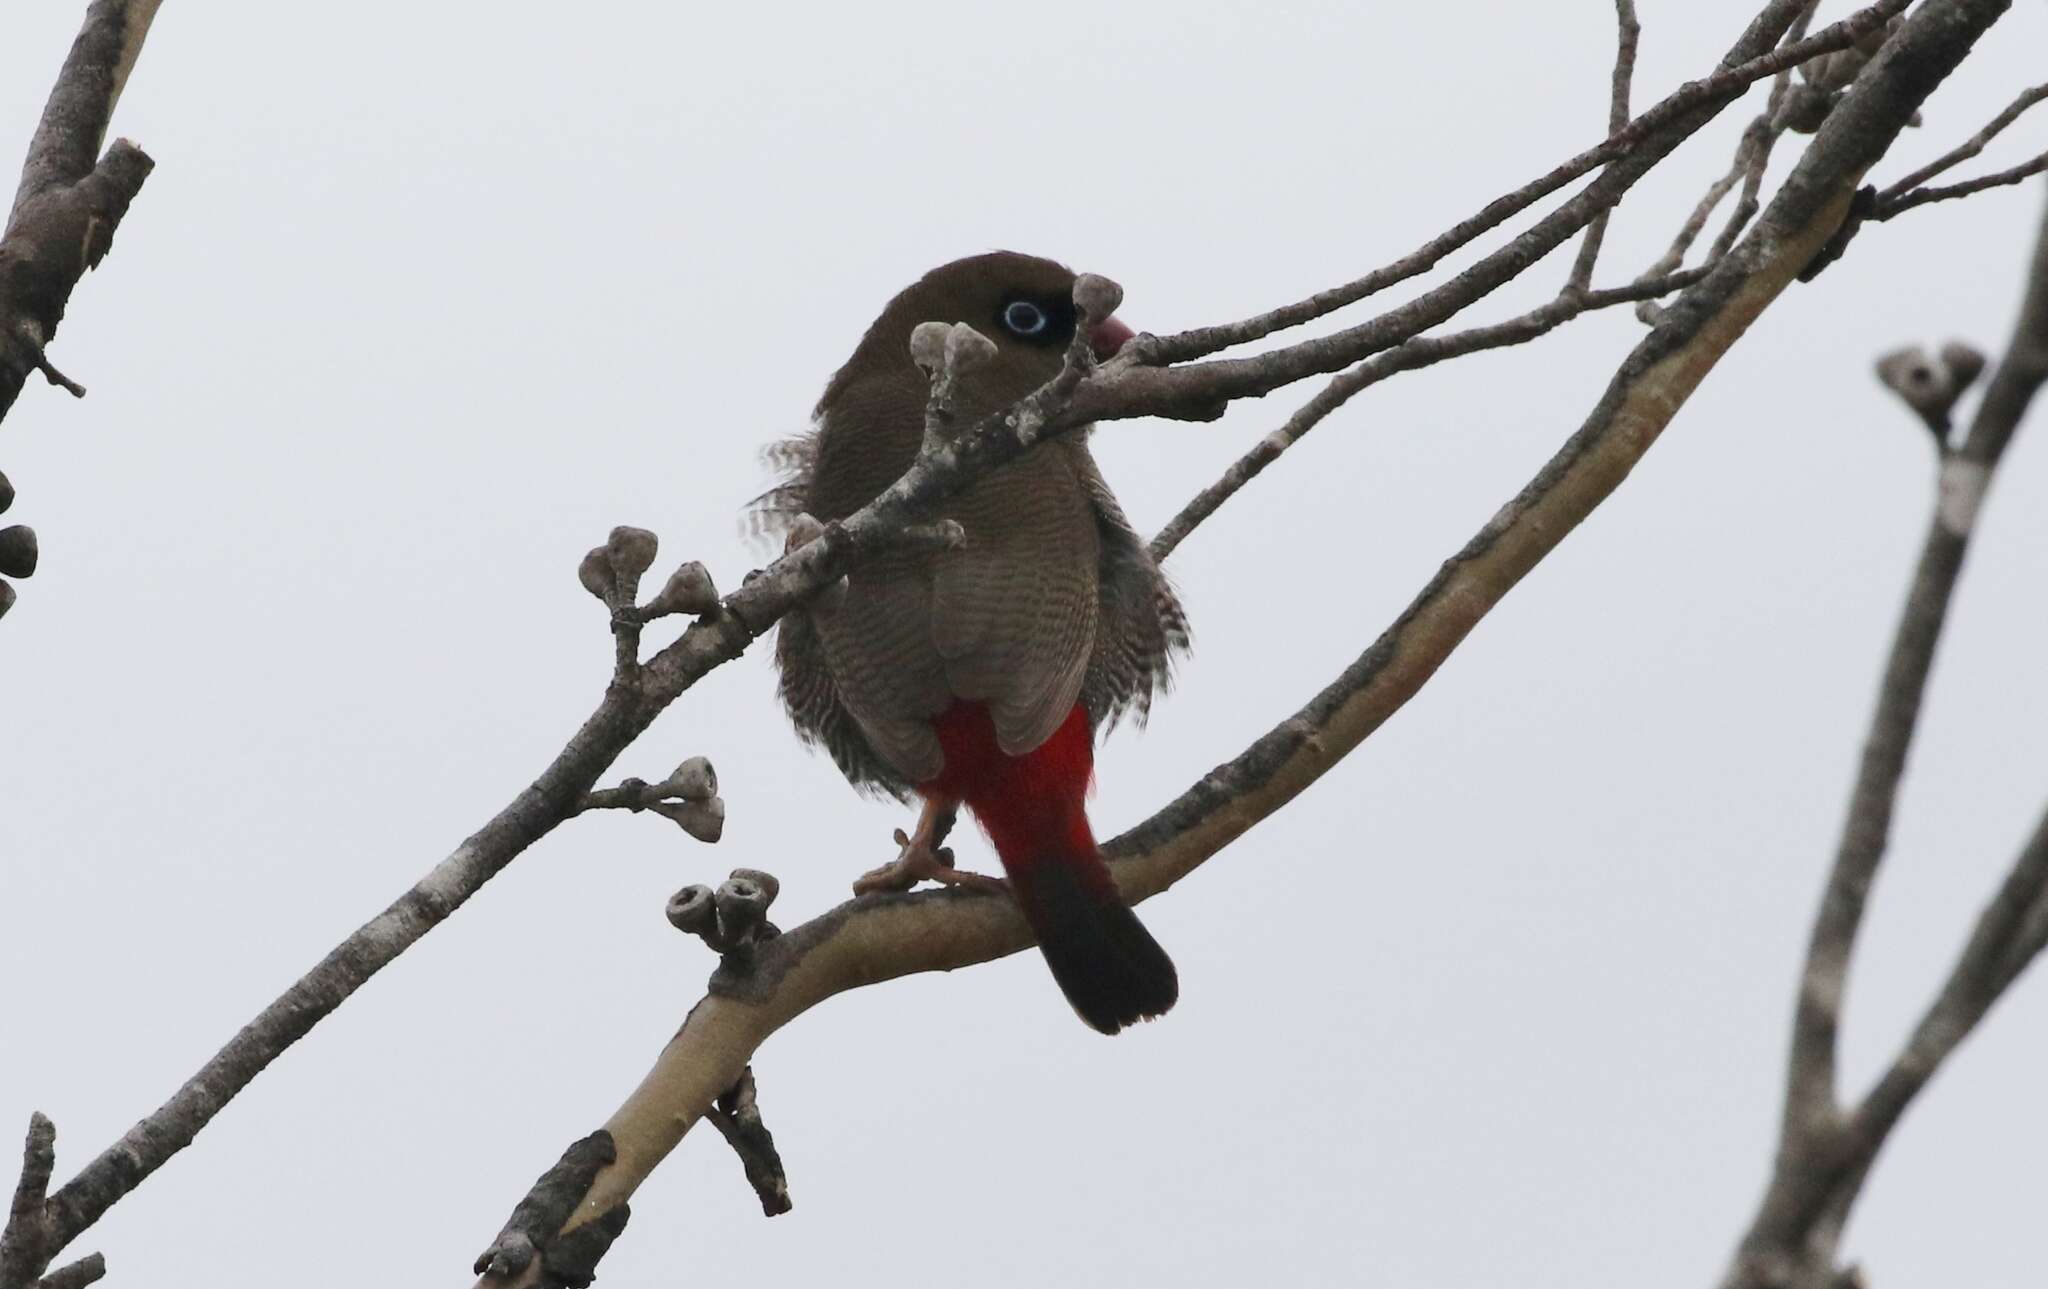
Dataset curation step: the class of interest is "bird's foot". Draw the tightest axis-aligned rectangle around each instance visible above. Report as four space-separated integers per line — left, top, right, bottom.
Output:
853 827 1008 897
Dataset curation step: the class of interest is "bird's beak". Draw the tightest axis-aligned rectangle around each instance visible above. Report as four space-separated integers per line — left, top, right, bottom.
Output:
1089 315 1135 361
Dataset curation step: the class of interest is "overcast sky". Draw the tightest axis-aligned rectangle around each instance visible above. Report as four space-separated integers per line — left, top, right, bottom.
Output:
4 2 2048 1286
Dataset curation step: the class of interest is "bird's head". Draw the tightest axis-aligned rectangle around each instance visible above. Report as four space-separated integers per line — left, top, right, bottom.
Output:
817 251 1132 422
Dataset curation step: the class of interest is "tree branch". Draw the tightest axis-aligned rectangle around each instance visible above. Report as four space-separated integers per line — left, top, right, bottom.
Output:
471 4 1994 1273
1149 267 1707 561
702 1069 792 1218
0 0 161 424
1136 0 1902 366
1722 177 2048 1289
1566 0 1641 292
1632 2 1845 305
1877 81 2048 200
1873 148 2048 218
9 0 2015 1281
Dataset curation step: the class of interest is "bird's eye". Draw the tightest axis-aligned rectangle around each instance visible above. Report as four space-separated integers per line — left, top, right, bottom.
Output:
1001 300 1048 336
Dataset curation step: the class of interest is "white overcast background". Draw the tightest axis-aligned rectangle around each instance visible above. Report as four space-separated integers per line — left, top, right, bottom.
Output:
4 3 2047 1286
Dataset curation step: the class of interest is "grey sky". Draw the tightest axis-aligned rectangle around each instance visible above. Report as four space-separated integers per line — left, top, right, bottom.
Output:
4 2 2047 1285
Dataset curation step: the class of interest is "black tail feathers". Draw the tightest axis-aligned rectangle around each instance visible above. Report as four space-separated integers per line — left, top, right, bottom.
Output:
1011 858 1178 1035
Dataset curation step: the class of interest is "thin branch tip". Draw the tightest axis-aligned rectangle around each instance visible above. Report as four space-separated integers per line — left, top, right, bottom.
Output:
705 1068 793 1217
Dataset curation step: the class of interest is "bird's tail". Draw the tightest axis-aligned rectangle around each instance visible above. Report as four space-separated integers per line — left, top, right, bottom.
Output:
931 702 1178 1035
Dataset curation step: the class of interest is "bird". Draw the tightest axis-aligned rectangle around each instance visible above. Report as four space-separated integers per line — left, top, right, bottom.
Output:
757 251 1190 1034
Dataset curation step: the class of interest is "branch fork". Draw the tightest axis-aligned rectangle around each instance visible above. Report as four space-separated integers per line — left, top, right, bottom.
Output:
8 2 2032 1284
0 1115 105 1289
577 528 725 682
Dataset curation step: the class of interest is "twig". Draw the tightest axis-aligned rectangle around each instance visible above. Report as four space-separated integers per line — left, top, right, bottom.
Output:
576 757 717 814
0 1116 56 1289
1847 802 2048 1159
575 759 724 844
1783 518 1975 1139
1636 2 1826 297
7 0 2005 1278
475 9 1976 1271
1643 153 1750 285
0 0 161 424
701 1070 791 1218
1567 0 1641 292
1721 180 2048 1289
1706 25 1813 263
6 250 1103 1289
0 1116 103 1289
1150 268 1706 561
1879 82 2048 199
1139 0 1906 365
1874 149 2048 218
35 1256 104 1289
33 356 84 399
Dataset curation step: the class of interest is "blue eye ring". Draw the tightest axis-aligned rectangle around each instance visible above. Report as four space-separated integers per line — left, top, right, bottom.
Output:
1001 300 1048 336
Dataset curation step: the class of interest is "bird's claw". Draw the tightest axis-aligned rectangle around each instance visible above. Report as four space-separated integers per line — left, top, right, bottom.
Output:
854 828 1006 897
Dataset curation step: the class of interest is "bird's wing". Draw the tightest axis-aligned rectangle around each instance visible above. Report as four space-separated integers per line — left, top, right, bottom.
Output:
774 607 916 799
810 550 952 782
758 424 935 794
1068 439 1191 733
930 447 1101 756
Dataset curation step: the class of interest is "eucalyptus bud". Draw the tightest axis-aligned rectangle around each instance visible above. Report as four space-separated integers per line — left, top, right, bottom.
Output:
643 561 719 618
1073 273 1124 325
909 321 953 375
605 526 659 597
663 756 718 802
666 884 716 936
0 526 37 578
942 323 996 375
577 547 614 602
714 871 776 941
1938 341 1987 395
653 796 724 844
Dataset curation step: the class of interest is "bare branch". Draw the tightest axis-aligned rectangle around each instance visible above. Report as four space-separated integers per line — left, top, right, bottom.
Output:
1879 81 2048 199
33 675 659 1271
0 0 161 424
1 1116 101 1289
34 1257 103 1289
1722 179 2048 1289
12 1 2016 1277
0 1116 56 1289
702 1069 792 1218
1566 0 1641 291
1849 803 2048 1157
11 0 160 209
1783 480 1969 1133
1635 3 1843 302
1140 0 1905 365
475 10 1977 1267
1151 268 1705 561
1875 148 2048 218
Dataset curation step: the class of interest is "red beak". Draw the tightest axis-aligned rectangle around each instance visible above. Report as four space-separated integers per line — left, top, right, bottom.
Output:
1089 315 1135 361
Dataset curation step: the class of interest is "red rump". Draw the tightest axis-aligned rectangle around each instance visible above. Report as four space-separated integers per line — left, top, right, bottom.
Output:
926 701 1101 887
923 701 1177 1034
